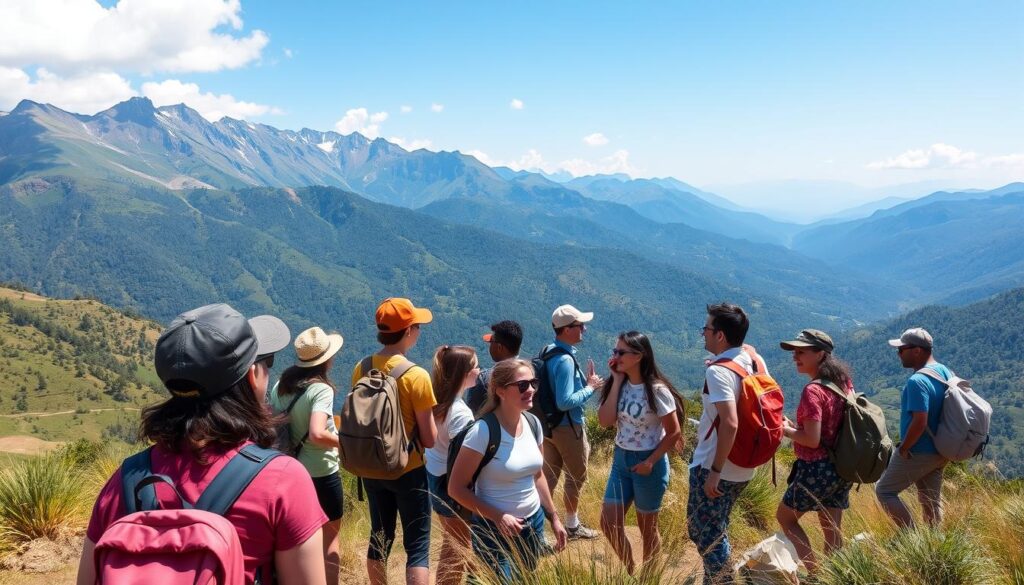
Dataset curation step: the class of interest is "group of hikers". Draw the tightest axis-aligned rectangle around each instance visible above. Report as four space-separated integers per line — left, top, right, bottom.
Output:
74 296 986 585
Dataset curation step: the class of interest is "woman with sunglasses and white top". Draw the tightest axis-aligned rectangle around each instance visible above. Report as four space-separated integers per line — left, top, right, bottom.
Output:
448 359 568 583
597 331 682 576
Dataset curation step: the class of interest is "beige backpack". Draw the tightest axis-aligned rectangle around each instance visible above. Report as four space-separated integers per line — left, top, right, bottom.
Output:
338 356 417 480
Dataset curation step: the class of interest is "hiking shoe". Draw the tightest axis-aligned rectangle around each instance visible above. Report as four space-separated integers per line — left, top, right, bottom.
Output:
566 522 599 540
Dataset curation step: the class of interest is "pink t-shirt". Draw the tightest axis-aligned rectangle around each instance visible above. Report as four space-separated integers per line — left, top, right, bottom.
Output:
86 442 327 582
794 381 852 461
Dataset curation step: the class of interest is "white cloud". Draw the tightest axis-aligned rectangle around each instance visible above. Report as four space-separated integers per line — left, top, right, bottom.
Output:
0 66 134 113
389 136 433 151
509 98 524 110
431 103 444 113
987 153 1024 168
400 105 412 114
334 107 389 138
464 147 635 177
283 48 293 59
582 132 609 147
142 79 282 121
867 143 978 170
0 0 268 74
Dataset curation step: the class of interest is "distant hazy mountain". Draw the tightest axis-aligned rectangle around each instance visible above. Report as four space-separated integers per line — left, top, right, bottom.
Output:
817 195 912 222
565 175 802 245
792 185 1024 305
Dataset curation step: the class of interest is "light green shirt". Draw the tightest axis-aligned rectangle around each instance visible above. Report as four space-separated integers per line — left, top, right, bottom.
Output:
269 381 339 477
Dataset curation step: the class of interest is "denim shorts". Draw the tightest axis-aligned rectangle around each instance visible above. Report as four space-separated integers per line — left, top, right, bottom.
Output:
471 507 546 583
426 471 459 519
311 471 344 522
603 446 670 513
782 458 853 512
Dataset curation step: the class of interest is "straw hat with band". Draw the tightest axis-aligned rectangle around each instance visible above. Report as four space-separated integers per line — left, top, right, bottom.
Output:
294 327 344 368
779 329 834 353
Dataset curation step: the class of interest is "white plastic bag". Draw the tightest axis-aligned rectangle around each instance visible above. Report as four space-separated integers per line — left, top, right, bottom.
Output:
732 532 802 585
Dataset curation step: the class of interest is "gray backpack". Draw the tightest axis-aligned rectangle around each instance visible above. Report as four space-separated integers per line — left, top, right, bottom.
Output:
918 368 992 461
819 380 893 484
338 356 417 480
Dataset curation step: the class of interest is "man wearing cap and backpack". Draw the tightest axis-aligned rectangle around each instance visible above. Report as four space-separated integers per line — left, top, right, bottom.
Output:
536 304 603 540
464 320 523 415
689 303 782 585
78 304 327 585
343 297 437 585
875 327 952 529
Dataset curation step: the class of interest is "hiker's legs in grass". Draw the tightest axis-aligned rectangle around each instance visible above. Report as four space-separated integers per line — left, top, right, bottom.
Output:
602 447 637 573
395 467 431 585
542 435 565 496
312 472 344 585
636 511 662 571
876 453 945 529
915 459 947 528
818 507 844 556
548 425 590 521
629 449 668 569
687 466 748 585
364 479 398 585
776 503 815 573
436 514 472 585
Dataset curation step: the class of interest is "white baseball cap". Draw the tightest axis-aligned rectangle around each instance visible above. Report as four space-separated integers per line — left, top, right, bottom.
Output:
551 304 594 328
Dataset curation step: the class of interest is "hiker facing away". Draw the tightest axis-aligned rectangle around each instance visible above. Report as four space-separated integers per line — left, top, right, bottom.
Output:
875 327 950 528
688 303 767 585
776 329 854 575
268 326 345 584
424 345 479 585
77 304 327 585
464 320 523 415
539 304 603 540
350 297 437 585
597 331 682 576
448 359 568 583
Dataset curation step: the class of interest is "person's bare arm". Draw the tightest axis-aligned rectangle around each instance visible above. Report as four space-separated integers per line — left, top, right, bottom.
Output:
783 417 822 448
75 538 96 585
275 529 326 585
705 400 738 498
415 407 437 449
899 411 929 456
307 411 340 449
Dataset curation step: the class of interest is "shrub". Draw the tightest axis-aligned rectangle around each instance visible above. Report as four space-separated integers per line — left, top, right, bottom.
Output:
732 466 777 531
816 539 887 585
0 453 85 543
887 526 994 585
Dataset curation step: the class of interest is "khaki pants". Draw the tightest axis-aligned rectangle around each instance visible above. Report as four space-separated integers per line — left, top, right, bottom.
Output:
542 424 590 503
875 451 947 528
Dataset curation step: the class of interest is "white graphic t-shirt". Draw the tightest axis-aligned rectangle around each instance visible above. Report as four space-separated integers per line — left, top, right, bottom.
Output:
615 382 677 451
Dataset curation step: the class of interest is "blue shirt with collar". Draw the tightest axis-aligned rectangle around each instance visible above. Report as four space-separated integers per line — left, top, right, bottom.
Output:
545 339 595 426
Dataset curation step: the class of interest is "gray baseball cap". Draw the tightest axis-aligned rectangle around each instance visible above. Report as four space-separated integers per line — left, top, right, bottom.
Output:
887 327 933 349
155 304 290 398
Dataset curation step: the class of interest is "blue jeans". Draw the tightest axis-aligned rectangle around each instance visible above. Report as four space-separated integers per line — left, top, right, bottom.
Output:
471 508 546 583
687 466 749 585
363 466 431 568
603 446 670 513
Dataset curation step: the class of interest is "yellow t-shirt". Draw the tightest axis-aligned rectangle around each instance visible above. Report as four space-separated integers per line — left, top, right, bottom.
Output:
350 354 436 472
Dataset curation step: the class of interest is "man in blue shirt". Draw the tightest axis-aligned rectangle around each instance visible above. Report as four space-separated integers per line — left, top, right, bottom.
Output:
875 327 950 529
540 304 602 540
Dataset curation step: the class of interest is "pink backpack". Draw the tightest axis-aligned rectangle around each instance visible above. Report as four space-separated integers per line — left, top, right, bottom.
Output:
93 445 280 585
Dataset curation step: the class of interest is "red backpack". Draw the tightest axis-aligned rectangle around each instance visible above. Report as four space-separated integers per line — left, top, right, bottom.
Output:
704 350 784 470
93 445 280 585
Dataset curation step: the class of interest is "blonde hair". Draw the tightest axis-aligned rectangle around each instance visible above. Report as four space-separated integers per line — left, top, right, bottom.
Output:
478 358 534 417
431 345 477 420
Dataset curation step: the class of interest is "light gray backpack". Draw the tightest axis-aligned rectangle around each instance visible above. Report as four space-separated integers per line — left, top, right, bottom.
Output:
818 380 893 484
918 367 992 461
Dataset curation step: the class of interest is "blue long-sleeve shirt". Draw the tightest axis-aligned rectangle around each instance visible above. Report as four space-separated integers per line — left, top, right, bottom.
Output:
545 340 595 426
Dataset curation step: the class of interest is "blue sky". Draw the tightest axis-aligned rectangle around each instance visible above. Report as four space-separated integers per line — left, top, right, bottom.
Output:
1 0 1022 211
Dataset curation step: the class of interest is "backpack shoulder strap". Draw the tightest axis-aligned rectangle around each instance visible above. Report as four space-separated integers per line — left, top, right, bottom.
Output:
917 367 951 386
471 412 503 484
284 389 306 413
524 412 542 442
710 358 749 381
812 378 849 401
120 447 155 515
359 355 375 377
541 345 582 376
387 358 417 380
194 444 282 515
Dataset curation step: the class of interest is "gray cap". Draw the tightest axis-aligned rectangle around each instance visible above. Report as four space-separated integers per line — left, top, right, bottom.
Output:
780 329 834 353
155 304 290 398
887 327 933 349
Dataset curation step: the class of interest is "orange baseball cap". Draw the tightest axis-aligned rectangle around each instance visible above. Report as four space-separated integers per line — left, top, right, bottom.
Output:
375 297 433 332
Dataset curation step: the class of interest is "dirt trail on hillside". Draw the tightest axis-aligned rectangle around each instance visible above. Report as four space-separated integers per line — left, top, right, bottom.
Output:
0 407 139 419
0 436 62 455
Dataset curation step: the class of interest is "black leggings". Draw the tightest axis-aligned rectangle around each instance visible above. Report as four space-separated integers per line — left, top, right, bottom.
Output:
363 466 431 568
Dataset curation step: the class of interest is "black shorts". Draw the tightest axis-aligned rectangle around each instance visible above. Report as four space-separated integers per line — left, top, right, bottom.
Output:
311 471 344 521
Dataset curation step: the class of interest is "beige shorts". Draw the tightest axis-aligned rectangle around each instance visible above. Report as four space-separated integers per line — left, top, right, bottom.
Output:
542 424 590 500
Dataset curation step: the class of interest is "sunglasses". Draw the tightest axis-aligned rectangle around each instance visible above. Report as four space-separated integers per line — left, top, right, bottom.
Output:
507 378 540 393
897 346 916 354
611 349 640 357
565 322 586 329
257 355 275 369
701 326 718 334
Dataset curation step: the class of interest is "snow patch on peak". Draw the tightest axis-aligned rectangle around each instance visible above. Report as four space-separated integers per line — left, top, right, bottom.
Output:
317 140 336 154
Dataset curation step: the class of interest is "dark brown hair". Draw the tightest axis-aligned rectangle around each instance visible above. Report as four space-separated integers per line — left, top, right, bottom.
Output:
140 377 276 463
600 331 683 415
277 360 336 397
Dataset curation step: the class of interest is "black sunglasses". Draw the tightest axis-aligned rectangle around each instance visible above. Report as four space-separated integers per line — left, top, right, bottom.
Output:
507 378 540 393
611 349 640 357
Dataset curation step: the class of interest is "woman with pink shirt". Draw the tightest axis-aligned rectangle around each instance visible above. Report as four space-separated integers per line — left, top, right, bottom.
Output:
776 329 854 575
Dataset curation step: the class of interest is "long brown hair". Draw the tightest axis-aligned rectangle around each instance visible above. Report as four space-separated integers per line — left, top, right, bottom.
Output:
817 352 853 389
140 378 276 463
277 359 336 396
600 331 683 414
431 345 478 420
478 359 533 417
